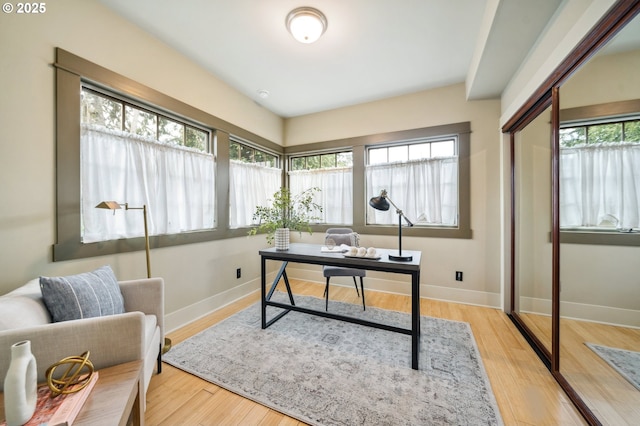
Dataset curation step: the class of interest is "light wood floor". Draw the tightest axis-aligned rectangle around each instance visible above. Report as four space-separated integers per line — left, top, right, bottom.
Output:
145 280 587 425
520 312 640 424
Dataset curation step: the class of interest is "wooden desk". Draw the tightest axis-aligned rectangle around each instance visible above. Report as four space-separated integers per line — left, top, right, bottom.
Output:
260 243 422 369
1 360 143 426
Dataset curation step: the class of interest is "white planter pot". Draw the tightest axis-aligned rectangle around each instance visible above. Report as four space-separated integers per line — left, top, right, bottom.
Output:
3 340 37 426
274 228 290 251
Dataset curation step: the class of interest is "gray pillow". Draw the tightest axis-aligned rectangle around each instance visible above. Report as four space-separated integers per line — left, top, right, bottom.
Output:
326 232 360 247
40 265 125 322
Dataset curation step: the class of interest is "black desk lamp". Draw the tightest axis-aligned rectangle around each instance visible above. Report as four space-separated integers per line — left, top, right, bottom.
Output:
369 189 414 261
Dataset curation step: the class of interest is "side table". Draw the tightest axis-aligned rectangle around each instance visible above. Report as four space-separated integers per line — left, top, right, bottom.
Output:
0 359 143 426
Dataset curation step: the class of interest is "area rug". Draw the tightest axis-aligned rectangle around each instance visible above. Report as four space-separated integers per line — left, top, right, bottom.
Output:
586 342 640 391
164 293 503 425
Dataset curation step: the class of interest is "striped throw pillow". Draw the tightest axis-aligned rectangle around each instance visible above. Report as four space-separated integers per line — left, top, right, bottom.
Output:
40 265 125 322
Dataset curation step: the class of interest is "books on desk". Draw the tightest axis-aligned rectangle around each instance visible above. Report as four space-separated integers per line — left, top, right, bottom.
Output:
1 371 99 426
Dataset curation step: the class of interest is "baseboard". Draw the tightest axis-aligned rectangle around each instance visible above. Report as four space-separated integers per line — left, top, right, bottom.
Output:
520 296 639 328
286 266 502 309
165 278 260 333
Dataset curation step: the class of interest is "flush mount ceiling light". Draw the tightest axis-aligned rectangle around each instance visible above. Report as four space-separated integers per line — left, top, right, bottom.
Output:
286 7 327 44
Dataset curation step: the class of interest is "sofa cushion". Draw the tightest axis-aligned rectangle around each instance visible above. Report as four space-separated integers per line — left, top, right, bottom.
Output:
0 279 52 331
39 265 125 322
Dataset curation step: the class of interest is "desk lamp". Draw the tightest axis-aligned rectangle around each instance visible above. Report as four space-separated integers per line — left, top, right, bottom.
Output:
369 190 414 261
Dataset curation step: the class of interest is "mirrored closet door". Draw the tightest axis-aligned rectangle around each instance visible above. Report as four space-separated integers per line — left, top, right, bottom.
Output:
506 3 640 425
558 12 640 424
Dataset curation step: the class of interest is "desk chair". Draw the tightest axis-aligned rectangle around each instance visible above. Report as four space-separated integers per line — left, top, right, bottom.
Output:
323 228 366 311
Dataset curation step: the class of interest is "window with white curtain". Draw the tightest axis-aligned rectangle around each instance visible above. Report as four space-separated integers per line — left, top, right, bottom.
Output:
289 151 353 225
228 139 281 228
560 118 640 230
80 87 215 243
366 139 458 226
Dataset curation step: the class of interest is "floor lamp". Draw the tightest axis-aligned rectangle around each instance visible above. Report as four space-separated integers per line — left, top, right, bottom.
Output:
369 189 414 261
95 201 151 278
96 201 172 353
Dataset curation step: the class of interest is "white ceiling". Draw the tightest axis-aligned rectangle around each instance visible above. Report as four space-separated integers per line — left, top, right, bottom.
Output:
97 0 563 118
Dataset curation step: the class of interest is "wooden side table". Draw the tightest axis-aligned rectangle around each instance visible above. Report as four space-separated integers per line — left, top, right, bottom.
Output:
1 359 144 426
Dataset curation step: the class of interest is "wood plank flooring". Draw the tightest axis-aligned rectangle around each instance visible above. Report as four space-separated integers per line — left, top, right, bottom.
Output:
520 312 640 424
145 280 587 425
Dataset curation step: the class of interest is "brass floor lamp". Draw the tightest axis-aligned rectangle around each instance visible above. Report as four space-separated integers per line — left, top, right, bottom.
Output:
96 201 171 354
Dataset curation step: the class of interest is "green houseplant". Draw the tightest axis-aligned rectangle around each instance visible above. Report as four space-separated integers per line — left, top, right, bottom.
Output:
249 187 322 249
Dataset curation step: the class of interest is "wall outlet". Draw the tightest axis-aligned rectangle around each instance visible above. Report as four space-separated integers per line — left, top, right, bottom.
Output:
236 268 241 279
455 271 463 281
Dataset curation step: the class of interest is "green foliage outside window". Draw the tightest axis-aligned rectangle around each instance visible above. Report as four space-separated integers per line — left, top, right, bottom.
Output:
561 119 640 147
290 151 353 170
81 87 209 153
229 140 278 168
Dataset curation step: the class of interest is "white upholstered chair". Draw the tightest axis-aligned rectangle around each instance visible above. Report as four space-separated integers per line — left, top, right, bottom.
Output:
323 228 366 311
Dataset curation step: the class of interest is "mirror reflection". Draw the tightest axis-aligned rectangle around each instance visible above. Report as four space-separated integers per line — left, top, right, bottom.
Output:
558 14 640 424
514 104 553 354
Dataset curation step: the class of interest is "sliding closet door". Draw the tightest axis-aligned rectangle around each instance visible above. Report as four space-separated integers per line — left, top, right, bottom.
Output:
511 105 554 360
557 13 640 424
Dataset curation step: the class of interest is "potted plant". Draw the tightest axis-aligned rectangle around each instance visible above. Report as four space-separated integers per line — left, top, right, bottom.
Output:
249 187 322 250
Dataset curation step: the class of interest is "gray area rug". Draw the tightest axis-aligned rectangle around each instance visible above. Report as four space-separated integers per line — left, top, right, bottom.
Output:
586 342 640 391
164 293 503 425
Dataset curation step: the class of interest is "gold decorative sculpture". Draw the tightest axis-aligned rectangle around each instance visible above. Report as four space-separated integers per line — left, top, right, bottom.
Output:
45 351 95 397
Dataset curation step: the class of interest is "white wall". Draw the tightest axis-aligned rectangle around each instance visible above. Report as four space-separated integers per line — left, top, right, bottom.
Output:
0 0 282 331
285 84 504 308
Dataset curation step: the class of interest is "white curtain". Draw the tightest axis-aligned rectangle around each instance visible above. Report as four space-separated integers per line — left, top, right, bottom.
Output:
366 157 458 225
289 167 353 225
560 142 640 229
229 160 282 228
81 125 215 243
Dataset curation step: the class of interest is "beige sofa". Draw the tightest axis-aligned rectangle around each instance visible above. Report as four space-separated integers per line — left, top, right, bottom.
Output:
0 276 164 408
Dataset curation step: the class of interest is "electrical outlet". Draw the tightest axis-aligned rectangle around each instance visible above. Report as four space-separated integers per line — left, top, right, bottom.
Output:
455 271 463 281
236 268 241 279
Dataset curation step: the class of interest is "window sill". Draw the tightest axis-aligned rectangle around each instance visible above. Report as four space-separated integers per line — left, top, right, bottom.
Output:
560 229 640 246
350 224 472 239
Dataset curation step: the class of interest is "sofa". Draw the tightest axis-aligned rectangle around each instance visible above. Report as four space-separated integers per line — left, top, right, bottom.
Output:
0 267 164 409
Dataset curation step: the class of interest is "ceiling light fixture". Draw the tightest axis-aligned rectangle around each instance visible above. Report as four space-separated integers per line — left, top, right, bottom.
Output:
286 7 327 44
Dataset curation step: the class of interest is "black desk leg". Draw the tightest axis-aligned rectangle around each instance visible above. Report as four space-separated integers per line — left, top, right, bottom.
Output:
281 268 295 305
266 261 294 306
261 256 267 329
412 270 421 370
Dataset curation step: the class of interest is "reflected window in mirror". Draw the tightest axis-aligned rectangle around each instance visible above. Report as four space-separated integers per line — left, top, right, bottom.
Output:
560 114 640 233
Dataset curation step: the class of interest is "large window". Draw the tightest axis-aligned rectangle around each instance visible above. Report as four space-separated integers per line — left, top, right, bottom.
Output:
282 122 471 239
560 117 640 231
289 151 353 225
229 139 281 228
80 87 216 243
54 48 281 261
366 138 458 227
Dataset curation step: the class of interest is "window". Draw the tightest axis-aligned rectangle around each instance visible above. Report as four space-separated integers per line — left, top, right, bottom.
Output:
560 118 640 231
80 87 215 243
289 151 353 225
366 138 458 227
229 139 278 167
229 139 281 228
55 48 282 260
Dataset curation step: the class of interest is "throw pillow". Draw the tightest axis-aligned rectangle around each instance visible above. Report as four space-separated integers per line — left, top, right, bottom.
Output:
39 265 125 322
